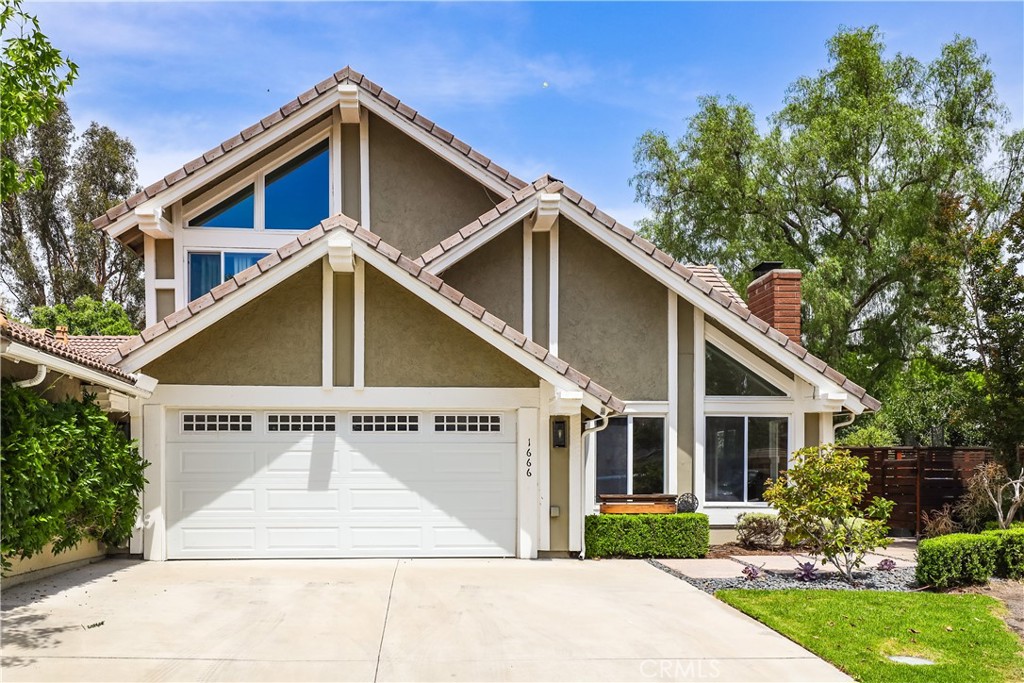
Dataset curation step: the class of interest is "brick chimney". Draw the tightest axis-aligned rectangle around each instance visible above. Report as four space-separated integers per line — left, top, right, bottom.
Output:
55 325 69 345
746 262 802 344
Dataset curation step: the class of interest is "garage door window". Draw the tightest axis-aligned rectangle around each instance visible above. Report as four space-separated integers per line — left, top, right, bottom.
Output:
434 415 501 433
268 414 336 432
351 414 419 432
182 413 253 432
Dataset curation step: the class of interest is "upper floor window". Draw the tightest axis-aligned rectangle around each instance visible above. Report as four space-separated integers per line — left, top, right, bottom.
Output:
189 251 269 302
705 343 786 397
186 139 329 231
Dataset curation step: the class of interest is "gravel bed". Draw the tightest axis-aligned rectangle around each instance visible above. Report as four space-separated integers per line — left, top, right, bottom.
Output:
649 558 919 594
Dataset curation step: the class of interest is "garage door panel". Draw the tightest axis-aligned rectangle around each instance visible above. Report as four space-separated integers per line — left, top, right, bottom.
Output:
176 447 258 476
266 526 341 551
433 522 513 552
349 526 424 552
265 447 337 474
348 488 424 513
266 488 341 512
179 527 257 552
178 488 257 514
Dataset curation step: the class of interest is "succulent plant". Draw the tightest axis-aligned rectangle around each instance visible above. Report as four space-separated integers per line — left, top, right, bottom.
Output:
794 561 819 582
741 564 763 581
876 558 897 572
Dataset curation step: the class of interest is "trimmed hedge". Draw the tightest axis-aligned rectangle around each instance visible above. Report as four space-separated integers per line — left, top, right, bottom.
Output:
585 513 709 558
916 533 999 588
983 528 1024 580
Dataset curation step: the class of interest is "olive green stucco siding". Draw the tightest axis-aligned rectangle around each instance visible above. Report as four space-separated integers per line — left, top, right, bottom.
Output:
341 123 361 221
677 299 695 494
549 416 570 552
363 266 537 388
532 232 549 346
441 224 523 331
334 272 354 386
557 221 668 401
804 413 820 447
368 114 496 257
143 263 323 385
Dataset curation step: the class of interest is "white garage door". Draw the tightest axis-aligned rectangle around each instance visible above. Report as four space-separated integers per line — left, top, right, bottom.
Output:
165 410 517 559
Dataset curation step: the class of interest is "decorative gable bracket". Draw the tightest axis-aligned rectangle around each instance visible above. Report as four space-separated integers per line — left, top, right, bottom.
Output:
328 234 356 272
337 84 361 124
135 206 173 239
549 388 584 415
526 193 560 232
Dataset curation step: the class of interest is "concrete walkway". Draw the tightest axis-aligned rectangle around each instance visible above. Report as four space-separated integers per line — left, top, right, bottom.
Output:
1 558 849 682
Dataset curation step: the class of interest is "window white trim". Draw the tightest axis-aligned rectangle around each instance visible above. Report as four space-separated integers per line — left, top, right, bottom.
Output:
182 126 331 232
703 413 793 506
185 248 271 303
594 414 668 500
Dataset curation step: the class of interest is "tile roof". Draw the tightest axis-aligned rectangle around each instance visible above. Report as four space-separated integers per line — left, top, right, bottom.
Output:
416 176 880 412
1 313 137 383
92 67 528 235
104 215 626 414
68 335 135 360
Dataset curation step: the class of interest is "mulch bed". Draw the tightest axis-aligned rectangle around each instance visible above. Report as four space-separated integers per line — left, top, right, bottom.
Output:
705 543 807 559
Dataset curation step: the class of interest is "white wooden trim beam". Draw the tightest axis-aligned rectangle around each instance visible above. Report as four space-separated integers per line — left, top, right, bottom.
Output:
146 385 541 409
692 308 706 507
523 222 533 339
322 258 333 390
136 207 173 239
426 200 537 274
354 258 365 390
537 382 551 552
327 234 355 272
667 291 679 494
1 340 156 398
359 108 370 229
526 193 560 232
337 84 360 124
330 108 342 215
141 404 166 561
549 221 559 356
517 407 540 559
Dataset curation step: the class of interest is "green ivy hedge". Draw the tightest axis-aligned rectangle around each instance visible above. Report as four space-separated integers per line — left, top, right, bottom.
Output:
585 513 709 558
983 528 1024 580
915 533 1000 587
1 381 147 572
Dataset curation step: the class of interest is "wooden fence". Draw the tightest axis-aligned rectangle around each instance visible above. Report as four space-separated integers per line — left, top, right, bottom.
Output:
849 447 992 536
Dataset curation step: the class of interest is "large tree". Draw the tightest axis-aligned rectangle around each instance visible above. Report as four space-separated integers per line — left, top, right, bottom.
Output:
632 27 1019 388
0 0 77 202
1 102 144 327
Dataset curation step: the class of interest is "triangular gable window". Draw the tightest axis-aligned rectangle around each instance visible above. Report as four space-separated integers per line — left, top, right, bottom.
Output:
705 343 785 396
265 140 329 230
191 186 255 229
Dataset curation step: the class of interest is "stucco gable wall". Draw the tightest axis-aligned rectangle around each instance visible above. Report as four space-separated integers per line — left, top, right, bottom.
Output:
557 221 668 401
368 114 498 256
364 265 537 388
440 223 524 331
142 263 323 386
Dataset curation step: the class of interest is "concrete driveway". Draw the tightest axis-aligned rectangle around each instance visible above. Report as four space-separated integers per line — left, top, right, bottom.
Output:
1 558 848 682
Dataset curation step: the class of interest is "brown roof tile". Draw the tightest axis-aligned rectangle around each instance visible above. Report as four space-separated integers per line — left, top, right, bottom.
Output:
0 314 138 383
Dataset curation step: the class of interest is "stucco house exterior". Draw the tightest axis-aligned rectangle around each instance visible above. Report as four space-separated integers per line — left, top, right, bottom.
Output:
90 67 879 561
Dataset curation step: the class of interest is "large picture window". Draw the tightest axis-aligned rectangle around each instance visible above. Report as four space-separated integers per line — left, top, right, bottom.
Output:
596 416 665 497
188 251 269 302
705 416 788 503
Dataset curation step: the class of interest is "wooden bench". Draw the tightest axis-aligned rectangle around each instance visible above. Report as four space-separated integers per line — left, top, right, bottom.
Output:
598 494 677 514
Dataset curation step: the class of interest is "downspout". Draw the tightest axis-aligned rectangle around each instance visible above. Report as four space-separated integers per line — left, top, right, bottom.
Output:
14 364 47 388
579 409 616 560
834 411 856 431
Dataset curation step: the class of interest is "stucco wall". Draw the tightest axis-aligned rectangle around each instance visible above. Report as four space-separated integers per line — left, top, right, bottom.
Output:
342 123 361 221
3 540 105 588
532 232 549 345
155 240 174 279
677 299 695 494
549 416 570 551
334 272 354 386
804 413 820 447
368 113 497 257
364 266 537 388
156 290 175 321
441 224 523 331
143 263 323 385
557 221 667 401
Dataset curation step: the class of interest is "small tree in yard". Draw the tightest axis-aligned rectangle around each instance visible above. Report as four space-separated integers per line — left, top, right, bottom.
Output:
960 462 1024 530
764 445 894 584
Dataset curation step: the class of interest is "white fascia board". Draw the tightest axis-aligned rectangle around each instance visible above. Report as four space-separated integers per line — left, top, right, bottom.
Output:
557 199 866 414
356 94 516 199
2 341 155 398
349 240 607 413
104 93 342 240
147 385 540 409
425 200 537 274
118 244 327 373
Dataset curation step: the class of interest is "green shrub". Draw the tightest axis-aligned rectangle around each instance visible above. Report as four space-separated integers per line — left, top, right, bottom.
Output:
916 533 999 587
736 512 784 548
585 513 709 558
983 527 1024 580
1 382 147 572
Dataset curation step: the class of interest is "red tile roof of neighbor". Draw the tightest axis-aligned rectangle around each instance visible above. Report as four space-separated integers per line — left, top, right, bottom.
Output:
68 336 135 360
415 175 879 412
91 66 528 234
103 213 627 414
0 312 137 382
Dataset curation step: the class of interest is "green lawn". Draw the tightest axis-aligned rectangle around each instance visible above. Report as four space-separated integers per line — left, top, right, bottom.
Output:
717 589 1024 683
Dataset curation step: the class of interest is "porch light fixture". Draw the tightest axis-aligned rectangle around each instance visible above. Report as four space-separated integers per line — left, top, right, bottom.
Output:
552 419 567 448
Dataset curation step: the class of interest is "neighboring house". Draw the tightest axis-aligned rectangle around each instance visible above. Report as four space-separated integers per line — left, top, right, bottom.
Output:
91 67 878 561
0 313 156 582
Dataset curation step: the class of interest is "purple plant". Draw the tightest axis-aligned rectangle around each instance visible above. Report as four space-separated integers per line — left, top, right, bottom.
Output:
876 558 897 572
794 561 819 582
741 564 763 581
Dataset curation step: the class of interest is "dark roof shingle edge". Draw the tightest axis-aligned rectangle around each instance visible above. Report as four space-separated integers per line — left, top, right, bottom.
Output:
107 215 625 413
1 315 137 383
93 66 529 233
417 176 880 413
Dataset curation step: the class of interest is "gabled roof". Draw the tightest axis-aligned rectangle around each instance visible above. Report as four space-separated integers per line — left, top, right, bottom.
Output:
105 215 626 414
69 335 135 360
415 176 880 413
91 66 528 235
1 313 136 383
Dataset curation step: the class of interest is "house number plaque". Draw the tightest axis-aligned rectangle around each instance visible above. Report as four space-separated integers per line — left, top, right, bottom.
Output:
525 438 532 477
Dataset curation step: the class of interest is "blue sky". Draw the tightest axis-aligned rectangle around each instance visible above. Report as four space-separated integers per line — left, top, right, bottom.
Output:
27 1 1024 227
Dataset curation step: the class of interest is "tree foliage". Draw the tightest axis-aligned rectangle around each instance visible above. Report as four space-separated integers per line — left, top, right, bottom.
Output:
633 27 1018 389
30 296 137 335
0 381 147 572
1 102 145 326
0 0 77 202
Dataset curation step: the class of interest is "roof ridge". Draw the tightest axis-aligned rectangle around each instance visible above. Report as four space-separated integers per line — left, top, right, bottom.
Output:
412 179 878 412
92 66 530 233
107 214 625 413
